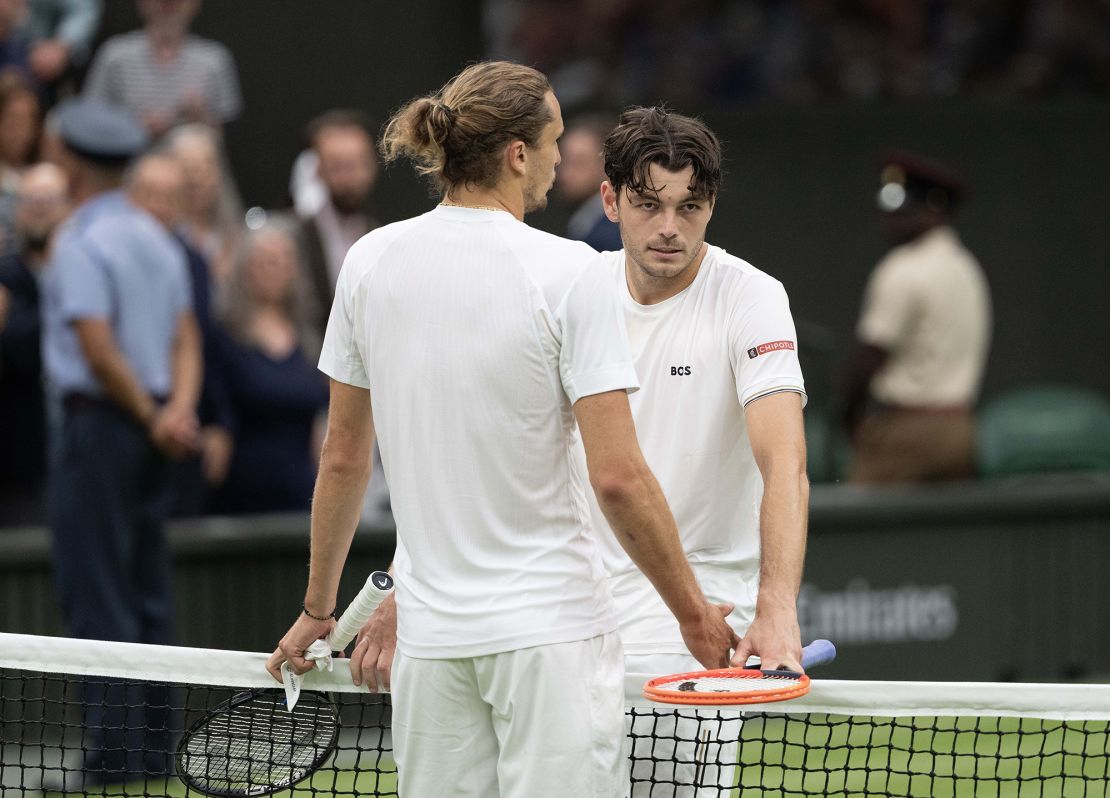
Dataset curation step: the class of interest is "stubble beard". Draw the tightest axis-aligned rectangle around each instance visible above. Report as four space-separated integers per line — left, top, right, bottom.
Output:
629 237 704 282
524 179 552 214
524 192 548 214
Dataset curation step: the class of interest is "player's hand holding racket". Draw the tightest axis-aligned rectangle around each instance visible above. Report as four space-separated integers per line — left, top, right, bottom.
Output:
348 591 397 692
176 572 395 796
731 612 805 672
645 638 837 706
266 606 337 683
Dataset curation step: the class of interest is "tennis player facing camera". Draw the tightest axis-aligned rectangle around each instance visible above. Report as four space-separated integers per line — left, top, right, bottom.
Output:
266 63 736 797
597 107 810 795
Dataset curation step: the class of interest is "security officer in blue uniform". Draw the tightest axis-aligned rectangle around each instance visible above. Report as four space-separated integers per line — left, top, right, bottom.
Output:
41 97 202 788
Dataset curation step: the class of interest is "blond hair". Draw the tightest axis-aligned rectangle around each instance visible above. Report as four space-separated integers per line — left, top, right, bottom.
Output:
381 61 551 194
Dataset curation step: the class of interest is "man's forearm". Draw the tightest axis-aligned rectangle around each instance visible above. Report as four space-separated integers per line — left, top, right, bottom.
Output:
304 442 373 616
89 344 158 425
74 319 157 424
168 313 202 410
755 466 808 613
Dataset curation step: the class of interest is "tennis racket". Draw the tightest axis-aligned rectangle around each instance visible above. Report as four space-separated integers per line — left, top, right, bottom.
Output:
175 571 395 797
643 638 836 707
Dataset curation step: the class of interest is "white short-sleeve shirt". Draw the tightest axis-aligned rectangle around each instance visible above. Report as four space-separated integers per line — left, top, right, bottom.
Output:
319 206 639 659
585 244 806 655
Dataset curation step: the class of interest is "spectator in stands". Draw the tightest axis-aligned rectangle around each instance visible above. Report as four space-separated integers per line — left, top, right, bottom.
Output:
1010 0 1110 95
486 1 1110 105
0 0 32 84
296 109 378 334
292 112 387 523
208 221 327 516
25 0 103 95
165 122 242 286
83 0 241 138
41 96 199 785
0 160 67 526
555 113 621 252
842 150 992 483
0 70 40 255
127 149 231 513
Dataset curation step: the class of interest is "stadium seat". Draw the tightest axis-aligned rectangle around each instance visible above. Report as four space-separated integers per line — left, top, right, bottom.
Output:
977 384 1110 477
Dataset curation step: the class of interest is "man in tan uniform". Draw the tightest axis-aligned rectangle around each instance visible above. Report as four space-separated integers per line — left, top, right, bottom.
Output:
843 150 992 483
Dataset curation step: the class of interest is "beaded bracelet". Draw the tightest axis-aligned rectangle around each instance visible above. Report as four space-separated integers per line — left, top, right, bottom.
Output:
302 603 336 621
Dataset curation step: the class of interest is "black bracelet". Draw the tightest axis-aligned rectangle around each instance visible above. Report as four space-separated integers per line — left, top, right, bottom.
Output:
302 603 336 621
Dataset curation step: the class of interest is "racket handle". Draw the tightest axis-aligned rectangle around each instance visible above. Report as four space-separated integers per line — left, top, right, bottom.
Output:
801 639 837 669
326 571 395 651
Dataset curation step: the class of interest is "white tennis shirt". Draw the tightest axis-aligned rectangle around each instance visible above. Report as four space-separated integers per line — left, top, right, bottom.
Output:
319 206 639 659
584 244 806 655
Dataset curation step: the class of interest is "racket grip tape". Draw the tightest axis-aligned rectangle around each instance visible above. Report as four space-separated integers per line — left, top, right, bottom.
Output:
801 639 837 669
750 639 838 678
326 571 395 651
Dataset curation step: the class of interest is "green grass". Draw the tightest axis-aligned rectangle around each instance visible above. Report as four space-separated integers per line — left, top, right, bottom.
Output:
733 715 1110 797
36 716 1109 797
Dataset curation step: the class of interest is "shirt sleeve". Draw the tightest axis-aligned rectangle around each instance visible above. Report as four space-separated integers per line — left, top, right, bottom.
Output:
555 256 639 405
318 246 370 389
51 0 103 65
731 277 806 407
856 257 918 351
54 238 112 323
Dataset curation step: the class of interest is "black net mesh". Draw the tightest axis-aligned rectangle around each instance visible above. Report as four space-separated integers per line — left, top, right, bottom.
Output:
2 662 1108 797
0 668 395 796
626 706 1110 796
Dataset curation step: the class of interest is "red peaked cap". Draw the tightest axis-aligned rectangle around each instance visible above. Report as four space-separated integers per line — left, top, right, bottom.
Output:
879 149 968 210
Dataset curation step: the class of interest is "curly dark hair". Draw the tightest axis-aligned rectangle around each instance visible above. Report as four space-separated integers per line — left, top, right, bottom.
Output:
602 106 722 201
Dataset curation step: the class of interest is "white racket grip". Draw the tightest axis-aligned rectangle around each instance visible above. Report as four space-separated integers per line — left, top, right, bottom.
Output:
326 571 395 651
801 639 837 669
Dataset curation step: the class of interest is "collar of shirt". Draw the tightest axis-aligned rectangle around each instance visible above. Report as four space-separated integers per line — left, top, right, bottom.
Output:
68 189 129 233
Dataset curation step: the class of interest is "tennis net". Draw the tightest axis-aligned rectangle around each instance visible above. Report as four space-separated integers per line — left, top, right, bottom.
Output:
2 632 1108 797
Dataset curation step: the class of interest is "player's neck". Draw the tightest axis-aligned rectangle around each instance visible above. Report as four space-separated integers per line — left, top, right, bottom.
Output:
442 187 522 221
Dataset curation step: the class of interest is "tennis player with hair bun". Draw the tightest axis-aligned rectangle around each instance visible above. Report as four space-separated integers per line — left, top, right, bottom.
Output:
267 63 737 797
596 106 809 795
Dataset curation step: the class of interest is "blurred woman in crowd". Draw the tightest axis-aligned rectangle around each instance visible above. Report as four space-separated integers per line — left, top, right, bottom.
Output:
207 220 327 515
165 123 242 287
0 71 42 256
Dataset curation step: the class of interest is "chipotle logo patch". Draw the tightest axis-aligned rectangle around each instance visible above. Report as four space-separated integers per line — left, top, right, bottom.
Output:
747 340 795 359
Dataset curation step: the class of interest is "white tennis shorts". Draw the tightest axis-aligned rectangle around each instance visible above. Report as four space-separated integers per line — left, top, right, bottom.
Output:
392 631 625 797
625 653 743 797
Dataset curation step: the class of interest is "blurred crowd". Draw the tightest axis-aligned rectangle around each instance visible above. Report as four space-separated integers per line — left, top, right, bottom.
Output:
2 0 1107 531
485 0 1110 107
0 0 390 529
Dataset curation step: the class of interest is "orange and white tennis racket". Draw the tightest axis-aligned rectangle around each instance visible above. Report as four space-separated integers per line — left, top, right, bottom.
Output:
643 639 836 706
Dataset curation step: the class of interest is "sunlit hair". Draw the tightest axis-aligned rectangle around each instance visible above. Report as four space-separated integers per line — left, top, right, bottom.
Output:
603 106 722 201
380 61 552 195
218 219 320 360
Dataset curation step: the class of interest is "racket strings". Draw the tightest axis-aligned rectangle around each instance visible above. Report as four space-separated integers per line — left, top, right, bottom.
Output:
657 673 806 694
179 691 339 792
